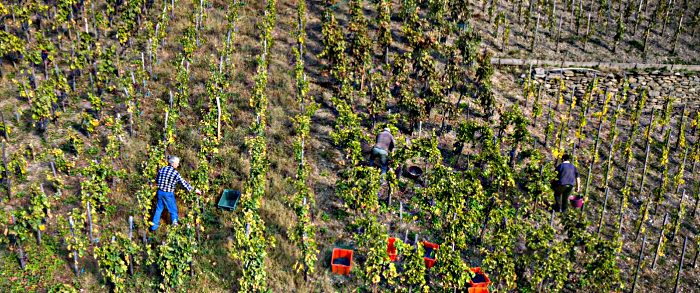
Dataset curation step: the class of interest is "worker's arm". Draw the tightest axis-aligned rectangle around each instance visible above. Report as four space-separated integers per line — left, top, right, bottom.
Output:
576 177 581 193
176 171 201 194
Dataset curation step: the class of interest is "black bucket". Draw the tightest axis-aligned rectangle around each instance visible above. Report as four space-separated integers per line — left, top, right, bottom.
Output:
406 166 423 180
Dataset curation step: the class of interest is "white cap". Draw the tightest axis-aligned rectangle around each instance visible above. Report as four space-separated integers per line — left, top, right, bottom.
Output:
168 156 180 165
384 127 391 132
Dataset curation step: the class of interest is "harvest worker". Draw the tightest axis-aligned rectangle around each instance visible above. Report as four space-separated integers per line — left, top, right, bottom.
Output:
369 128 396 176
553 154 580 213
151 156 201 231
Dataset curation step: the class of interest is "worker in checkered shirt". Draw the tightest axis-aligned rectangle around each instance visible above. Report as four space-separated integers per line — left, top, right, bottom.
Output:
150 156 201 231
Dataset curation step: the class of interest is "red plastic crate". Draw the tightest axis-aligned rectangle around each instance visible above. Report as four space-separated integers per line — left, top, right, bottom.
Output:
422 241 439 269
387 238 397 262
469 267 491 288
331 248 353 276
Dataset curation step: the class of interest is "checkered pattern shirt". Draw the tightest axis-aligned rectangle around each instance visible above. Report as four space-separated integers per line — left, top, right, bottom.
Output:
156 165 194 193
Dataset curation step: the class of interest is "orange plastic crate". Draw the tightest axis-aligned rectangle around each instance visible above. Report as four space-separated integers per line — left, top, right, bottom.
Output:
469 267 491 288
387 238 397 262
422 241 439 269
331 248 353 276
468 287 489 293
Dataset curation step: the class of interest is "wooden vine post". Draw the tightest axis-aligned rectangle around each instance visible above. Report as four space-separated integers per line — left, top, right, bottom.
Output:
50 161 58 178
693 241 699 269
2 142 10 198
652 213 670 270
597 188 610 236
675 104 687 152
37 184 45 245
555 14 563 53
675 149 688 194
10 215 27 270
196 198 202 243
543 102 553 147
693 188 700 218
671 190 686 241
636 199 651 240
478 197 497 244
530 13 540 52
188 224 196 277
68 217 80 277
617 167 629 237
163 110 169 159
581 161 593 217
631 234 647 293
583 13 592 50
673 236 688 293
128 216 134 276
1 112 9 141
216 96 222 141
633 0 644 34
603 102 622 189
592 113 605 163
640 110 655 193
87 201 94 243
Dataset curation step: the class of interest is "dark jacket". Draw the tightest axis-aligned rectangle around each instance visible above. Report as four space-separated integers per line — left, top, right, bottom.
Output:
555 162 579 186
374 131 396 152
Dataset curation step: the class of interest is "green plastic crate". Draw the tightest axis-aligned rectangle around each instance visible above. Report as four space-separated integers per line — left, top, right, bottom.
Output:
217 190 241 211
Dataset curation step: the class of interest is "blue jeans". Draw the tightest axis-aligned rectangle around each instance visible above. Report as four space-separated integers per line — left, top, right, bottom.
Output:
151 190 178 230
369 147 389 175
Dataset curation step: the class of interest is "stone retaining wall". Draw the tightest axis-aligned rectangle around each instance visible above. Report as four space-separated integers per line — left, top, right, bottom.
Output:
493 58 700 71
528 68 700 108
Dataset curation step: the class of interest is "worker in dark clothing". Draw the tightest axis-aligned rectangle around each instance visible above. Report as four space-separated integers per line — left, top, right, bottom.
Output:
369 128 396 176
553 154 580 213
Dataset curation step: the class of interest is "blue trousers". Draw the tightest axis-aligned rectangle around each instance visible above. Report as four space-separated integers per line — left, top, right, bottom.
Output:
151 190 178 230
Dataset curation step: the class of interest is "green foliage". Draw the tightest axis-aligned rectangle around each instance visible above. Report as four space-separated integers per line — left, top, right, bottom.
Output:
229 211 276 293
8 149 28 181
156 224 197 291
399 242 426 292
229 3 277 291
376 0 392 49
318 9 346 71
330 97 369 165
0 241 66 291
614 14 626 51
434 246 470 289
520 223 572 292
581 237 623 292
288 1 319 279
117 0 146 44
95 233 143 292
59 211 90 263
10 184 50 244
499 104 531 147
455 23 482 66
0 31 26 55
336 166 382 212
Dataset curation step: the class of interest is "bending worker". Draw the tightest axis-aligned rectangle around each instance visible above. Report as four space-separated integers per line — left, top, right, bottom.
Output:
553 154 580 213
151 156 201 231
369 127 396 176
